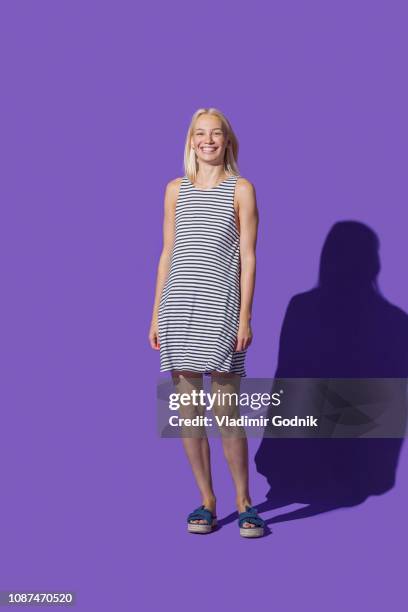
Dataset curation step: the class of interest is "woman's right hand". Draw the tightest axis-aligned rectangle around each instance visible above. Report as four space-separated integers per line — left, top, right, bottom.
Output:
149 320 160 350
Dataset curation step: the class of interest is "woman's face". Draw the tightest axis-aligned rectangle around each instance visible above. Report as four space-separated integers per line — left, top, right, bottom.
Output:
191 115 229 165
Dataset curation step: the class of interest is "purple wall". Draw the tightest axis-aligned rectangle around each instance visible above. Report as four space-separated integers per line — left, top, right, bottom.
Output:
1 1 406 611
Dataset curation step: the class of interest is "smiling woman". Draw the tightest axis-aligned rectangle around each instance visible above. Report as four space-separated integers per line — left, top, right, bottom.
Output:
149 107 264 538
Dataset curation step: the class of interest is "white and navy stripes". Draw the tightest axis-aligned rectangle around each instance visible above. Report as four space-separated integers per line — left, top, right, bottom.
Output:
158 174 247 377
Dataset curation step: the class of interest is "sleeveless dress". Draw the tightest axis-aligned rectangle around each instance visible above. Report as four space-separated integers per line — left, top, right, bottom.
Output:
158 174 247 377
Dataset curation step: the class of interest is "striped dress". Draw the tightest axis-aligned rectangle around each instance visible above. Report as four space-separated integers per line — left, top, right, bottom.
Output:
158 174 247 377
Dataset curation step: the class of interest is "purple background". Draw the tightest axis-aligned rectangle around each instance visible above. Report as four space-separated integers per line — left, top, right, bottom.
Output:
1 1 407 610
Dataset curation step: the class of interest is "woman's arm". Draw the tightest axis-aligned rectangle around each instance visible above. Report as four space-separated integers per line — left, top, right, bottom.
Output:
236 179 259 352
149 179 179 350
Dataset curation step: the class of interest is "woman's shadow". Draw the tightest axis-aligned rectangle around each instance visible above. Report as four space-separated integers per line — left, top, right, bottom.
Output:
253 221 408 527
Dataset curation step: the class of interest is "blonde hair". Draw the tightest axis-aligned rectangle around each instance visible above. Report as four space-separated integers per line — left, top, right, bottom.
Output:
183 108 240 181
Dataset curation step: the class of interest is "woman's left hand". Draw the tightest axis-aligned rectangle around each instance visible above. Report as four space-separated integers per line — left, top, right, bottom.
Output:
235 320 253 352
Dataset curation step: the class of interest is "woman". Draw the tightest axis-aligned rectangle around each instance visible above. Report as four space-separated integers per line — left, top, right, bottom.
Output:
149 108 265 537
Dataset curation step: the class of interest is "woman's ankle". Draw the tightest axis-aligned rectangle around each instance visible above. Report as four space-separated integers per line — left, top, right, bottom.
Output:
236 497 252 513
202 495 217 511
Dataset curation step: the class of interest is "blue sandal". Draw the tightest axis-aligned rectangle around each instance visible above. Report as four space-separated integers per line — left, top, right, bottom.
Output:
187 505 217 534
238 506 265 538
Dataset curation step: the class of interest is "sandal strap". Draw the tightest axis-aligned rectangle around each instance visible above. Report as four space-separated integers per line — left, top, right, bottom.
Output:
187 505 215 524
238 506 265 528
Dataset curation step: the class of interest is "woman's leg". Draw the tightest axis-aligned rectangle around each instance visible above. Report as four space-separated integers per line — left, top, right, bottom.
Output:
210 372 255 528
171 371 216 523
